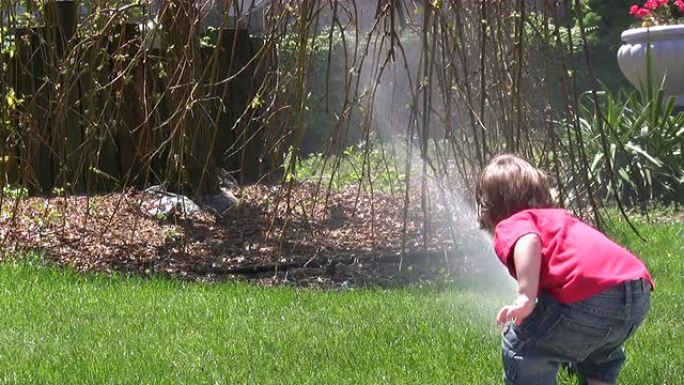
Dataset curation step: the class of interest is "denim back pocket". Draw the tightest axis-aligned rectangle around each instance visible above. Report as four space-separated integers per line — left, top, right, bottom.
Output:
535 314 612 361
502 323 528 382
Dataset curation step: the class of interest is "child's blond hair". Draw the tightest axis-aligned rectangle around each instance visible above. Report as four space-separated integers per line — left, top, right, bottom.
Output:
476 154 554 230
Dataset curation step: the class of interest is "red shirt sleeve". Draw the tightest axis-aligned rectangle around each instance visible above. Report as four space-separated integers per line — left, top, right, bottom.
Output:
493 211 541 277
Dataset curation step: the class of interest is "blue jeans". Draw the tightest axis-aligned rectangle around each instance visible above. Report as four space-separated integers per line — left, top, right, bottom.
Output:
502 279 651 385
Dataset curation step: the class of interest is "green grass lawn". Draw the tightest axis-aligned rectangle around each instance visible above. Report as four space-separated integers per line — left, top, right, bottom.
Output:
611 218 684 384
0 219 681 384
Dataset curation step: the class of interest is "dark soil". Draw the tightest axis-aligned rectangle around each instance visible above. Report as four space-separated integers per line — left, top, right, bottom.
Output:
0 183 490 287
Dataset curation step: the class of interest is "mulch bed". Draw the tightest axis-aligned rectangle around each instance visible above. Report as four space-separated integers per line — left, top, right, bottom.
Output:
0 183 490 287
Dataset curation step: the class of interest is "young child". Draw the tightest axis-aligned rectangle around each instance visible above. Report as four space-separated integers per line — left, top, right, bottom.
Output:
476 154 653 385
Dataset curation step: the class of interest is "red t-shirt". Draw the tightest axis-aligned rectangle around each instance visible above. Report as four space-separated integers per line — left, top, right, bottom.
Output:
494 208 654 304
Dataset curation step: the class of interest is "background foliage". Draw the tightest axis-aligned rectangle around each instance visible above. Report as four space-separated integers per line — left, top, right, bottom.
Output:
0 0 682 237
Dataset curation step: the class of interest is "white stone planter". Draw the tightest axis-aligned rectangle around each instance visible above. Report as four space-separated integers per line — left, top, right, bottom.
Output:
617 25 684 106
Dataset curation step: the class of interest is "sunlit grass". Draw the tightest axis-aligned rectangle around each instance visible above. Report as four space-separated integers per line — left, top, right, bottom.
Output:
0 257 506 384
0 218 679 384
611 217 684 383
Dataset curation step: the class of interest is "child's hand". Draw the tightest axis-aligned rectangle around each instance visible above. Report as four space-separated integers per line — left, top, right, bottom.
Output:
496 294 536 326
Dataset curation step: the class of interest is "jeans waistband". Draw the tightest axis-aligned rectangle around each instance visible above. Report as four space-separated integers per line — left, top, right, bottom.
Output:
625 278 651 293
571 279 651 319
600 278 651 297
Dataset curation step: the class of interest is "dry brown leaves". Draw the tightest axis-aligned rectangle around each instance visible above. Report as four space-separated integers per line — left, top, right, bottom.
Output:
0 183 480 285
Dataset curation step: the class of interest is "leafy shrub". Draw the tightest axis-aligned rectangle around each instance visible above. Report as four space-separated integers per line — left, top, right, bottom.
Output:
565 88 684 206
2 185 29 200
526 0 601 53
285 136 404 193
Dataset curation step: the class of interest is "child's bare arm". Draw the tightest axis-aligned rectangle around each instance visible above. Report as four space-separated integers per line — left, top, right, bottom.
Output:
513 233 542 305
496 233 542 325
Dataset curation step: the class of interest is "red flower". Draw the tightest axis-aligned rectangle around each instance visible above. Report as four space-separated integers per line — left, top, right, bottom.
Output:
644 0 658 9
629 5 653 19
644 0 669 9
636 7 653 18
629 5 641 16
675 0 684 11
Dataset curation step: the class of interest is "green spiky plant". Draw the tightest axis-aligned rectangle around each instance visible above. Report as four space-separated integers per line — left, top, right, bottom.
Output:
565 87 683 207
